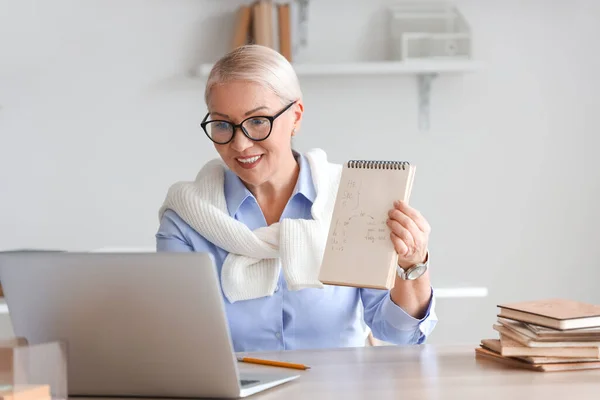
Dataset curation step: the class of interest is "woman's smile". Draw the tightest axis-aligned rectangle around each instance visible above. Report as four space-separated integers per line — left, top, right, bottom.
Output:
236 154 263 169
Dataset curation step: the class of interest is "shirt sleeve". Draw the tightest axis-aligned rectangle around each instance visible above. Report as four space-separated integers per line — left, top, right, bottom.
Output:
360 286 438 345
155 209 194 252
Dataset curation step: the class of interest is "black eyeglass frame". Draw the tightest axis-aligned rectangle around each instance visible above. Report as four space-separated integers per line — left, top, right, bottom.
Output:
201 100 297 145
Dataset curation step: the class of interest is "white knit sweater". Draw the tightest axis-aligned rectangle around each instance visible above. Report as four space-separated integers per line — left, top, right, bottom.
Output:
158 148 342 303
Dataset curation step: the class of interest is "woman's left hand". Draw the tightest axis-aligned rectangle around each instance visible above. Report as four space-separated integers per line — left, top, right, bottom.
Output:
387 200 431 268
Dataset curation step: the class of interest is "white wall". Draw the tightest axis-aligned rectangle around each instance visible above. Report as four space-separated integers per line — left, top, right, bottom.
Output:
1 0 599 344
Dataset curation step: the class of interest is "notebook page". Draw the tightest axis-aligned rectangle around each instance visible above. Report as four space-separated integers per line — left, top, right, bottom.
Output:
318 163 415 289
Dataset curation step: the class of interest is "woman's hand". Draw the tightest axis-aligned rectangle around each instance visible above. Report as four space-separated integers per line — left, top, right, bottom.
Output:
387 200 430 268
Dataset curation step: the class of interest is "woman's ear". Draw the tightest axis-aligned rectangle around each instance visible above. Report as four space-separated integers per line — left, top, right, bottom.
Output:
292 100 304 134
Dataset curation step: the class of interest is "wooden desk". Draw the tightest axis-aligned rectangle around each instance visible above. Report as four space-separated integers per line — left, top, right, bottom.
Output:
237 344 600 399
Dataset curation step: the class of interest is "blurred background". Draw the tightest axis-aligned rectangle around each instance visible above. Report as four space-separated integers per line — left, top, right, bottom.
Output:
1 0 599 345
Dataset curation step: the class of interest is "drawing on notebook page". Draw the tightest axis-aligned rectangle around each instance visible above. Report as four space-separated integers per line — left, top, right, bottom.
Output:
330 177 390 253
330 217 389 253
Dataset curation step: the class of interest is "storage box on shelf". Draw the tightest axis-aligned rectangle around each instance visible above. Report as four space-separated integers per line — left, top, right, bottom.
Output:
389 1 472 61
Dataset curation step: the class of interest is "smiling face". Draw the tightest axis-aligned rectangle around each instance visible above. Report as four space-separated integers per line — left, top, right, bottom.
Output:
207 80 302 190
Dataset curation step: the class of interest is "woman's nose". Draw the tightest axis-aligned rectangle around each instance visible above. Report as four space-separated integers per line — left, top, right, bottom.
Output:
229 128 253 152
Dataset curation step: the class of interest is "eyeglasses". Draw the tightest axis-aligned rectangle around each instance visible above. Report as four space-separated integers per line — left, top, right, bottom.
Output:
201 101 297 145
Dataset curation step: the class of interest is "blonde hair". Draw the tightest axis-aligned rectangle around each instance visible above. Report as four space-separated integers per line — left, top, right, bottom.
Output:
205 45 302 106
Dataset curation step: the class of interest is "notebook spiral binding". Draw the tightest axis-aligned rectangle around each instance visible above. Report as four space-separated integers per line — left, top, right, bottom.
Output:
347 160 410 170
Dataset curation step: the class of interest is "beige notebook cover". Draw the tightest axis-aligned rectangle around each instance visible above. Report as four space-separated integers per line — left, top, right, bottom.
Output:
497 298 600 330
481 338 600 363
318 160 416 289
475 347 600 372
493 332 600 358
492 324 600 353
524 320 600 336
497 317 600 342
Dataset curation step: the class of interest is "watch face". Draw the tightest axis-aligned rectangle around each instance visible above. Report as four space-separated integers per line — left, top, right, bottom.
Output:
407 264 427 280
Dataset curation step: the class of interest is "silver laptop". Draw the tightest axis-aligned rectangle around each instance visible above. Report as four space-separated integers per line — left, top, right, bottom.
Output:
0 252 299 398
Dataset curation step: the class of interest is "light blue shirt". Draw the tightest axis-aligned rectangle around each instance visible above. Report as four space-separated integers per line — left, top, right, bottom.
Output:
156 153 438 352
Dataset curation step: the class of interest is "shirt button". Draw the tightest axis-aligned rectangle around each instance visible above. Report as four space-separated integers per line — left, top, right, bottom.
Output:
275 332 281 339
275 285 280 292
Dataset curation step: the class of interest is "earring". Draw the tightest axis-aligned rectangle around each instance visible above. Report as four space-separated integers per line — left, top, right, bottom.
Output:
292 128 296 136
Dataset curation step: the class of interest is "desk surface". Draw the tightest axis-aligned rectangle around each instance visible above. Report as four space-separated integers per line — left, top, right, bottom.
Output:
235 344 600 399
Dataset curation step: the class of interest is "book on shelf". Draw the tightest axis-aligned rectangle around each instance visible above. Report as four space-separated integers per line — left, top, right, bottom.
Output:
475 298 600 372
232 5 253 49
230 0 302 63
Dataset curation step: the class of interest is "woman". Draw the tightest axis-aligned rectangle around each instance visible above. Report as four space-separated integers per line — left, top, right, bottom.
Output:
156 44 437 352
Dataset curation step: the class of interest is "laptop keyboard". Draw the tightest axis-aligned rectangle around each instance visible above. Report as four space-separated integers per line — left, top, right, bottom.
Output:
240 379 260 386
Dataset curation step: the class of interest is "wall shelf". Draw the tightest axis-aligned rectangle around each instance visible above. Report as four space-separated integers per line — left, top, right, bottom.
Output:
196 59 483 132
197 59 481 77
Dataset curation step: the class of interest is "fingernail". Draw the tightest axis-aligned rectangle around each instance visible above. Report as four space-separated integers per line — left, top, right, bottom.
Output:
393 200 400 207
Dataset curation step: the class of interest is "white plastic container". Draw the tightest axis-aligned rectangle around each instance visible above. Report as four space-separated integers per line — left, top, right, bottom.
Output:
389 1 471 60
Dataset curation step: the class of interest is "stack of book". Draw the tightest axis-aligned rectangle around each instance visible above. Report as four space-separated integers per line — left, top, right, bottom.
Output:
476 298 600 371
232 0 292 61
230 0 305 62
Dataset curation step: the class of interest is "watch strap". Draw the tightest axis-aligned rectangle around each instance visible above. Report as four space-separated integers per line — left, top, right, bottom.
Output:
396 251 429 280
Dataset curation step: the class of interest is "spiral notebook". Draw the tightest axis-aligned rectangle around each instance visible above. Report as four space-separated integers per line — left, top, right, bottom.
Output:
318 160 416 289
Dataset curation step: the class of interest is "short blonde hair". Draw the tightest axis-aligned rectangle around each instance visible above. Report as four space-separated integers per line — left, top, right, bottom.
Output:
205 45 302 106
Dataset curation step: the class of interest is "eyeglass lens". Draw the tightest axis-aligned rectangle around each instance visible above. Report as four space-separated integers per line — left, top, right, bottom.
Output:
205 117 271 143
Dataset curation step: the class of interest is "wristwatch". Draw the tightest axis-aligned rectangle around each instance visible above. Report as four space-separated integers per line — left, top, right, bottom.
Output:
396 252 429 280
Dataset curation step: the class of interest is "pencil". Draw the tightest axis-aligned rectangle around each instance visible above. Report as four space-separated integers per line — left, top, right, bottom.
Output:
237 356 311 370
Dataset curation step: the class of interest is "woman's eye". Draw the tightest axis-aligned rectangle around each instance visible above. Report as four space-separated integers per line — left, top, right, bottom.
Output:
214 122 230 130
249 118 266 126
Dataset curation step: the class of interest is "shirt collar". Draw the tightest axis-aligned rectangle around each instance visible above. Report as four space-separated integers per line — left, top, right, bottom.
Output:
294 151 317 203
223 151 316 217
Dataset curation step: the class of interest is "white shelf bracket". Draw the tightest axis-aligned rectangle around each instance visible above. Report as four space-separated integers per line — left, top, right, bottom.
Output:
417 72 438 132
